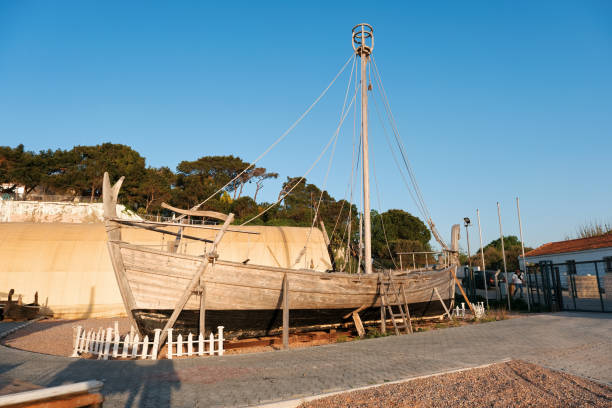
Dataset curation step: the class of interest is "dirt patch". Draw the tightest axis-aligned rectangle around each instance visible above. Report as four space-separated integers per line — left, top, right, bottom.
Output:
299 360 611 408
1 318 132 357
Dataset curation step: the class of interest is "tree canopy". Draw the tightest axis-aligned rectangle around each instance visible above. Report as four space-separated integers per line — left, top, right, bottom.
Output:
1 143 434 272
468 235 533 271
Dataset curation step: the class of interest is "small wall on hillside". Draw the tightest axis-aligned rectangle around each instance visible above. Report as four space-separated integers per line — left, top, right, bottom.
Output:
0 200 140 223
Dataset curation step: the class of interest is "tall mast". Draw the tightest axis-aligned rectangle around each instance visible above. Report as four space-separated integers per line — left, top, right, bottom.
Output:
352 23 374 274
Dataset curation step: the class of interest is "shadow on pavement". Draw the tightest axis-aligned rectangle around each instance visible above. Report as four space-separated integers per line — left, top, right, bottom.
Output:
48 358 180 408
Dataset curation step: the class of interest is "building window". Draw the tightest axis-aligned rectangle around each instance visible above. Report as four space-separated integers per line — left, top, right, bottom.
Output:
567 260 577 275
604 257 612 273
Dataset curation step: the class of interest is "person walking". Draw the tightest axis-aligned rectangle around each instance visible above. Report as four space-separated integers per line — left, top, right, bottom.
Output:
512 269 524 298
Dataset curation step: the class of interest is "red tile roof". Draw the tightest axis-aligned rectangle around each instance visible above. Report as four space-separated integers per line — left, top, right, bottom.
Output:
523 233 612 258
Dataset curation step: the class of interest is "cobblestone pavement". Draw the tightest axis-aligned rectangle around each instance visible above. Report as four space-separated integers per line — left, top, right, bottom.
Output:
1 312 610 407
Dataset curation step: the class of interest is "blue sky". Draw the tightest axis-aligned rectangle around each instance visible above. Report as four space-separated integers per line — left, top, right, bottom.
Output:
1 1 611 251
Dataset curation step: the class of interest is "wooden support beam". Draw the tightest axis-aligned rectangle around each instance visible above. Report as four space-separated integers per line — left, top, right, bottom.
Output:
199 281 206 336
342 304 368 320
449 265 475 314
352 312 365 338
282 273 289 350
111 218 260 235
157 213 234 351
380 304 386 334
400 283 413 334
161 202 228 221
113 220 214 244
434 287 452 319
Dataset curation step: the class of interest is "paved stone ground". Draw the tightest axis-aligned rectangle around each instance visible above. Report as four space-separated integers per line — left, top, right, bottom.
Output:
0 312 610 407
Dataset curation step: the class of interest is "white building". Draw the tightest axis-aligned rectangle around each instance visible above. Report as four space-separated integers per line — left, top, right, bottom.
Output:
520 234 612 277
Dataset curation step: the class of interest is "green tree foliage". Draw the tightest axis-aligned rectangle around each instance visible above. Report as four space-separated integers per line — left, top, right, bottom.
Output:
137 166 175 213
173 155 251 210
470 235 533 271
1 144 434 273
371 209 431 269
61 144 147 207
0 145 65 196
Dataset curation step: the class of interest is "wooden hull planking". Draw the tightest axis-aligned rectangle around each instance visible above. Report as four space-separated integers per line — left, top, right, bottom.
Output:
110 242 455 337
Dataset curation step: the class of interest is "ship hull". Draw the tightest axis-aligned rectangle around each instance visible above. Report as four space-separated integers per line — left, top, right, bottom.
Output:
110 242 456 338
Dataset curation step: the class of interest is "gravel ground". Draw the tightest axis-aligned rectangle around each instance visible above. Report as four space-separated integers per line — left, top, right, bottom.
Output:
299 360 612 408
1 317 132 356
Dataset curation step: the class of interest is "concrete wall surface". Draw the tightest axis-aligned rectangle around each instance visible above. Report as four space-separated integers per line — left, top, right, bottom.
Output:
0 222 331 319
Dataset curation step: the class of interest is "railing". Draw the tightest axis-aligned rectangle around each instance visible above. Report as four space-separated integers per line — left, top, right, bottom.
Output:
140 214 221 225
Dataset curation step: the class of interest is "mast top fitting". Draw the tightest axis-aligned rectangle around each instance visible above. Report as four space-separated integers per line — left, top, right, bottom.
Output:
352 23 373 56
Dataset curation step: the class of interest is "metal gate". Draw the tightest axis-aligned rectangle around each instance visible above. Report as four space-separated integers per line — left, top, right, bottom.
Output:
526 260 610 312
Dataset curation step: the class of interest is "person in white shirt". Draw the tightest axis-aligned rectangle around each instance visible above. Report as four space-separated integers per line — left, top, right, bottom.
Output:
512 269 524 298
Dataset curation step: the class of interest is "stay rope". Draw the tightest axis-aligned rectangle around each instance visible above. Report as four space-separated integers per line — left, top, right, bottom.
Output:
241 88 358 227
294 56 358 266
371 56 448 250
181 54 355 217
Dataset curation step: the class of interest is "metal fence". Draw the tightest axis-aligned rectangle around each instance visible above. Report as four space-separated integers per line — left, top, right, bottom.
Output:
526 260 610 313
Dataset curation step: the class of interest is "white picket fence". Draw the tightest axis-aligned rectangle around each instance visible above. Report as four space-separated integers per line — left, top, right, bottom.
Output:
72 324 161 360
167 326 224 359
71 323 225 360
452 302 486 319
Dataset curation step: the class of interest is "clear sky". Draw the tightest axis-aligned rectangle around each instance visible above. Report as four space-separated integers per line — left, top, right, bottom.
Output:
1 1 611 251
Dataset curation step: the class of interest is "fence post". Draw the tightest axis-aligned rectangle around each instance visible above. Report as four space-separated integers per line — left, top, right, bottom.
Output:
176 334 183 357
209 333 214 355
198 333 204 356
141 335 149 360
112 331 120 358
103 328 113 360
78 329 86 354
151 329 161 360
187 333 193 356
569 273 576 310
167 329 173 360
95 329 104 359
71 326 82 357
120 334 129 358
595 262 604 312
131 334 140 358
217 326 224 356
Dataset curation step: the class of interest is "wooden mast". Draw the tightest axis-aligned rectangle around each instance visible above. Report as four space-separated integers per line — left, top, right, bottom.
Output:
353 23 374 274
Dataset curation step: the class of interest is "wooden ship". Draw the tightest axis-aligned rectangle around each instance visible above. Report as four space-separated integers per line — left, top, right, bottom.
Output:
103 24 463 347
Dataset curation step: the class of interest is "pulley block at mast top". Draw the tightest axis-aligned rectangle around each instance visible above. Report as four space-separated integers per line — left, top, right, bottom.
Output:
352 23 373 56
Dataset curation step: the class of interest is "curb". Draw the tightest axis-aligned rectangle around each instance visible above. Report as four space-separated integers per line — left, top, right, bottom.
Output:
255 358 512 408
0 317 47 340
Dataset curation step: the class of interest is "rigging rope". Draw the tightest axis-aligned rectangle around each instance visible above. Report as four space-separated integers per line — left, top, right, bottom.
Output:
181 54 355 217
295 56 358 266
240 90 358 227
370 56 448 250
370 141 398 269
371 89 428 221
